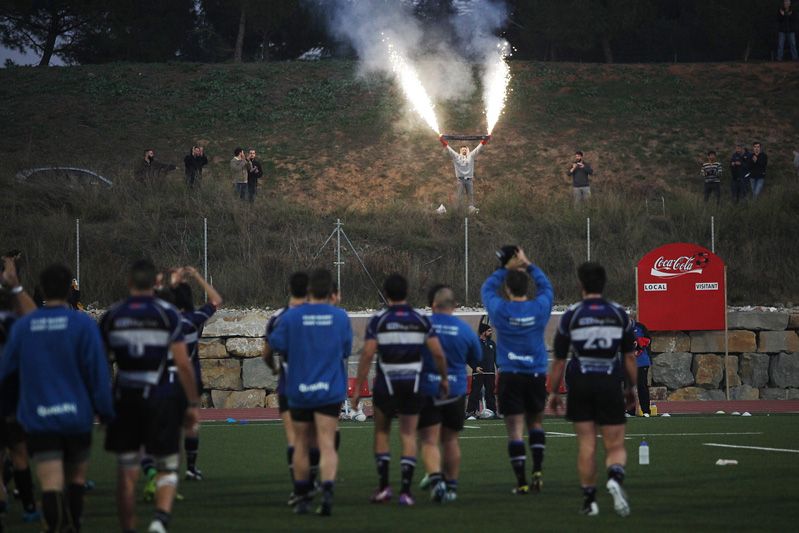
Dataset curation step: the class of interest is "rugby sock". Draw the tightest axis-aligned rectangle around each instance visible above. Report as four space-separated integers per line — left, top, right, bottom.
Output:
153 509 171 529
185 436 200 472
529 428 546 472
508 440 527 487
309 448 321 485
322 480 334 500
582 485 597 503
607 464 626 484
428 472 444 486
375 453 390 490
66 483 85 532
335 430 341 452
287 446 295 482
293 480 312 498
42 491 65 532
446 479 458 493
141 456 157 479
14 467 36 512
399 456 416 495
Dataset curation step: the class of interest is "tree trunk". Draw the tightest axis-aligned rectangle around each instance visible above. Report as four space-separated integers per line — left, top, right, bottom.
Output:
38 7 60 67
234 5 246 63
601 35 614 63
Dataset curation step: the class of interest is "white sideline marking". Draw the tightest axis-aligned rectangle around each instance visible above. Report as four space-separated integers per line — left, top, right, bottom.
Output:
703 443 799 454
463 425 481 429
627 432 762 437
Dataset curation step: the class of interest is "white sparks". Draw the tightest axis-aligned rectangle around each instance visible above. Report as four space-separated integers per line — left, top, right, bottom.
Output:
483 40 511 135
384 38 440 135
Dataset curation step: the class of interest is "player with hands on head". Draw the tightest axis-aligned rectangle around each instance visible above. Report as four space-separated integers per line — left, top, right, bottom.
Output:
549 262 637 518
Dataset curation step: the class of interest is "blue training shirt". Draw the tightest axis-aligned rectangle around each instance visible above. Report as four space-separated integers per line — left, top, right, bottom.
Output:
0 306 114 434
265 306 289 395
480 265 554 375
268 303 352 409
632 321 651 368
420 313 482 398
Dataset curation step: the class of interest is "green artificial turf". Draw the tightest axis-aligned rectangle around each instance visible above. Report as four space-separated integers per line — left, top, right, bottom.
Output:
5 414 799 532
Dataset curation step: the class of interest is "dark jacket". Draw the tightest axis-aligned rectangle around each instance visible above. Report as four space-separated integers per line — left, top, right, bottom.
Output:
134 158 176 182
778 8 796 33
568 162 593 188
184 153 208 179
248 158 263 184
730 151 749 181
748 151 768 180
479 337 496 372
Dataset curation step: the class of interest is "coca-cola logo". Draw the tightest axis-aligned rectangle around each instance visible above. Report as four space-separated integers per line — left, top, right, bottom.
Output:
650 253 709 278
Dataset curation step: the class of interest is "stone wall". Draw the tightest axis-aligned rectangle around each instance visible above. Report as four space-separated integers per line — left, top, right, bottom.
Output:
197 309 799 407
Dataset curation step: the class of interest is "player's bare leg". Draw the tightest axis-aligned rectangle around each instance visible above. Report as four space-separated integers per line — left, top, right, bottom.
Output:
64 460 89 532
574 421 599 516
418 423 445 500
313 413 339 516
527 412 545 492
601 423 630 517
117 461 140 532
504 414 528 493
291 419 313 514
440 427 461 501
370 407 393 503
397 414 419 505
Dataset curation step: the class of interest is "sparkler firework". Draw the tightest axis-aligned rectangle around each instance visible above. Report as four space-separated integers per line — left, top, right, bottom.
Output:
482 40 511 135
383 36 441 135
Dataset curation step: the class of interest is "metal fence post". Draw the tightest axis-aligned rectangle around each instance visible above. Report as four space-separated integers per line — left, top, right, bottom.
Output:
711 216 715 253
586 217 591 262
464 217 469 305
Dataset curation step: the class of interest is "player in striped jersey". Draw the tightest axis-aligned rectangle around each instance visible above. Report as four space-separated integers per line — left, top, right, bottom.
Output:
101 259 200 533
549 262 637 517
352 274 449 506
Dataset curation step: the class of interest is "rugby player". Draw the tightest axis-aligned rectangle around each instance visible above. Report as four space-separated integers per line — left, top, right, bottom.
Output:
480 246 553 495
417 285 482 503
101 259 200 533
352 274 449 506
549 262 637 517
268 269 352 516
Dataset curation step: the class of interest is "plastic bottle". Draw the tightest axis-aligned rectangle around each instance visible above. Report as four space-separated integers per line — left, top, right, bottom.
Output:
639 439 650 465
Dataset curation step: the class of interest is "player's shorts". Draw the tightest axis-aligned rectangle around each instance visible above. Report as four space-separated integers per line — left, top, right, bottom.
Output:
497 372 547 416
278 394 289 414
105 389 184 456
566 372 626 426
290 403 342 423
27 432 91 463
418 395 466 431
373 378 423 417
0 418 27 449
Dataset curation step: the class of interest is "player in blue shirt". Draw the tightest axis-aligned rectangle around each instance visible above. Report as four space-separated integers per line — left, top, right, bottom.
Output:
352 273 449 507
101 259 200 533
262 271 309 504
481 246 553 495
549 262 637 517
268 269 352 516
630 319 652 417
1 264 114 533
417 285 482 503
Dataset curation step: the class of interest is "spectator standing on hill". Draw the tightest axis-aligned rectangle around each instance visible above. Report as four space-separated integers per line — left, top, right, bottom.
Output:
246 149 263 203
777 0 798 61
466 320 497 420
134 150 176 183
627 320 652 417
230 147 253 201
183 146 208 188
439 135 489 213
730 144 750 204
700 151 722 205
749 142 768 199
568 151 593 205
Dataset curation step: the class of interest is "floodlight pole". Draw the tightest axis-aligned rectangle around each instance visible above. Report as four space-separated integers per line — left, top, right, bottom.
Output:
203 217 209 299
464 217 469 305
586 217 591 261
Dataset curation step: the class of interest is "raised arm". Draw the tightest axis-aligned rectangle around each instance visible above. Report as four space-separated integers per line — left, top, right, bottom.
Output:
480 268 508 317
183 266 223 308
1 256 36 316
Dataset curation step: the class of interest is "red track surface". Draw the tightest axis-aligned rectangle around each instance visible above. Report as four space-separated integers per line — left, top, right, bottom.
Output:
200 400 799 422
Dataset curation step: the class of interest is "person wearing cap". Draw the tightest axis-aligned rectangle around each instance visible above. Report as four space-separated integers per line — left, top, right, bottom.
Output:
438 136 490 213
466 318 497 420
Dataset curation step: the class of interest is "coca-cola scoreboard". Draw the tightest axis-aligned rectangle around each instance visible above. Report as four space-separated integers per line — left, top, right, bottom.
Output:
636 243 726 331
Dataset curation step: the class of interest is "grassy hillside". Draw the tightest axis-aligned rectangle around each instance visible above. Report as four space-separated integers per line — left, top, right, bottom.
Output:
1 61 797 307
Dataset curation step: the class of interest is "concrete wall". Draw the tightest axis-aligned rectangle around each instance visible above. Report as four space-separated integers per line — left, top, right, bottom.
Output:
197 309 799 407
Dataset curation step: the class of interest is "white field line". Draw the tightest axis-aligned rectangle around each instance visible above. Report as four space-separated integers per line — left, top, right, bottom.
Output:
703 442 799 454
627 432 763 437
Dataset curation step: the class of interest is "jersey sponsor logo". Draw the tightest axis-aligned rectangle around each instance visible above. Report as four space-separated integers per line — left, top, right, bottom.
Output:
650 254 708 278
30 316 68 332
695 282 718 291
36 402 77 418
298 381 330 393
643 283 667 291
508 316 536 327
302 314 333 326
433 324 459 336
376 331 427 345
507 351 534 362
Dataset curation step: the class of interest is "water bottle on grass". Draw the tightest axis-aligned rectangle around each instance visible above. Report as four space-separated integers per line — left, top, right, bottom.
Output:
639 439 650 465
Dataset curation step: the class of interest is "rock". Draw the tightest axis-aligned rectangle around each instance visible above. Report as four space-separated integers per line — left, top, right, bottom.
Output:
200 359 241 390
789 389 799 400
198 339 227 359
727 311 789 331
739 353 770 388
242 358 279 390
692 354 723 389
769 352 799 388
648 386 668 401
668 387 708 400
690 331 756 353
730 384 759 400
650 332 690 353
211 389 266 408
200 392 212 408
723 356 741 387
225 338 265 358
202 309 272 338
759 388 787 400
788 314 799 330
652 352 694 389
705 389 727 401
265 393 280 408
758 331 799 353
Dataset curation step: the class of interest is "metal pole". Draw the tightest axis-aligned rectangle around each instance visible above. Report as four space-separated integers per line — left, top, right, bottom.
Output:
586 217 591 261
724 266 730 400
464 217 469 305
76 218 80 286
203 218 208 281
335 219 343 300
711 216 715 253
